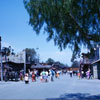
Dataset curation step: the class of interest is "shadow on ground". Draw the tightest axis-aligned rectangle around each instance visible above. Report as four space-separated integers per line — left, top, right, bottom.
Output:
46 93 100 100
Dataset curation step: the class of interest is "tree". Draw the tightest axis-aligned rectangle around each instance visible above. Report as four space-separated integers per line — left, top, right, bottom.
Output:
2 46 15 57
71 60 79 68
2 47 10 57
54 61 66 68
65 64 69 68
24 0 100 60
25 48 37 62
46 58 55 65
2 46 15 66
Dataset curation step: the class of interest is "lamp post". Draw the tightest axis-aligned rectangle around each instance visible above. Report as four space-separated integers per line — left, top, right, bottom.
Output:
3 47 8 67
24 49 26 75
0 36 3 81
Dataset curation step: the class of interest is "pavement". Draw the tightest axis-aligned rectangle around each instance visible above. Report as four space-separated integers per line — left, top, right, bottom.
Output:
0 74 100 100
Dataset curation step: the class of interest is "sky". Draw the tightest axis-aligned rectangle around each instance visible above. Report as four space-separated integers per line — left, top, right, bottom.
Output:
0 0 88 66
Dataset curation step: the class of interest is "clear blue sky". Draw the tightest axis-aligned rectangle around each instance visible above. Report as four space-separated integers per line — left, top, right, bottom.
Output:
0 0 88 66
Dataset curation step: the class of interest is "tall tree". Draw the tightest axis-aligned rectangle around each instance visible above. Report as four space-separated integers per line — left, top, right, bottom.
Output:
24 0 100 60
2 46 15 57
46 58 55 65
71 60 79 68
25 48 37 62
2 46 15 65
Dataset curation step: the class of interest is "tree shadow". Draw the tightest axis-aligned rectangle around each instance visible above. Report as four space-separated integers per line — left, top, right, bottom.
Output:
46 93 100 100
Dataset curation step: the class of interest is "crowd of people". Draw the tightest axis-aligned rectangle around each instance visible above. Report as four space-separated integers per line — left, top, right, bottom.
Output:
24 69 93 84
2 68 93 83
78 69 93 79
24 69 62 84
1 68 65 83
67 69 93 80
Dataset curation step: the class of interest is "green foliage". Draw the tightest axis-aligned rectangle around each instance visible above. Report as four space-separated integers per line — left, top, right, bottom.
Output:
46 58 55 65
24 0 100 60
54 61 67 68
71 60 79 68
2 46 15 56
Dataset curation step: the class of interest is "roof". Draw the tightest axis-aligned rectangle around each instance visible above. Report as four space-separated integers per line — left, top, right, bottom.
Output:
31 64 51 69
92 59 100 64
52 64 67 69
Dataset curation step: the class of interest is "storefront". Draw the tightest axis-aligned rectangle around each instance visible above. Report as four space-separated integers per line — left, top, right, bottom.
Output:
92 59 100 79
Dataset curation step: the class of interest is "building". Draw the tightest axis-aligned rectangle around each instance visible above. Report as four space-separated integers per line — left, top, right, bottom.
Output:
79 53 92 77
92 46 100 79
0 50 32 73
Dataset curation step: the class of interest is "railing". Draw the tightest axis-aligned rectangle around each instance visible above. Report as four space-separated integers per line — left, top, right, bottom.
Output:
80 58 95 64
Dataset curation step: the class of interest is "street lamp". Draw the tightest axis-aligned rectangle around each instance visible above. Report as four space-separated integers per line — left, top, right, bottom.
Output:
24 49 26 75
2 47 9 67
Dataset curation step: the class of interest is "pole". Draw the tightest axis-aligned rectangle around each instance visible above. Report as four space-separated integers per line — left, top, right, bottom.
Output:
99 48 100 59
36 47 39 63
0 36 3 81
24 49 26 75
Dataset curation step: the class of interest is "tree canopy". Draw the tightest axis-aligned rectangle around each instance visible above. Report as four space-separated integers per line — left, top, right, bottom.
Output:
25 48 37 62
24 0 100 61
71 60 80 68
46 58 55 65
2 46 15 56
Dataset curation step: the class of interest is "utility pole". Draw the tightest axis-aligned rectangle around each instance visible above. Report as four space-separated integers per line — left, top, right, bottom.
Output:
24 49 26 75
0 36 3 81
36 47 39 63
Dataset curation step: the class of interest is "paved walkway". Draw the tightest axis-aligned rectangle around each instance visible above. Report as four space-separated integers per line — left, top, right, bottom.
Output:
0 74 100 99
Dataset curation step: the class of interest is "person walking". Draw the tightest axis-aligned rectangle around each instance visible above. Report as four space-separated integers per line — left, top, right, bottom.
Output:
86 70 90 79
69 70 73 77
78 72 81 79
20 72 23 81
4 70 8 82
45 71 48 82
55 70 59 78
24 73 29 84
32 72 36 82
49 69 55 81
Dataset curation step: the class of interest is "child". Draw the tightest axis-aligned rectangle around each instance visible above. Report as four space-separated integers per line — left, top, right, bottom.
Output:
25 73 29 84
32 72 36 82
78 72 81 79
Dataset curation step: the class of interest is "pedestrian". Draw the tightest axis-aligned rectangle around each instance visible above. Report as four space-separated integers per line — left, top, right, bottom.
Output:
69 70 73 77
24 73 29 84
40 71 44 82
89 71 93 79
78 72 81 79
4 70 8 82
20 72 23 81
32 72 36 82
34 69 39 80
44 71 48 82
40 69 47 82
49 69 55 81
40 72 43 82
15 71 18 81
81 71 84 78
29 71 32 79
55 70 59 78
86 70 90 79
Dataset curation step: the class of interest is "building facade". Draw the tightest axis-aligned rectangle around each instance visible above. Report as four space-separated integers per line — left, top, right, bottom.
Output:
92 46 100 79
